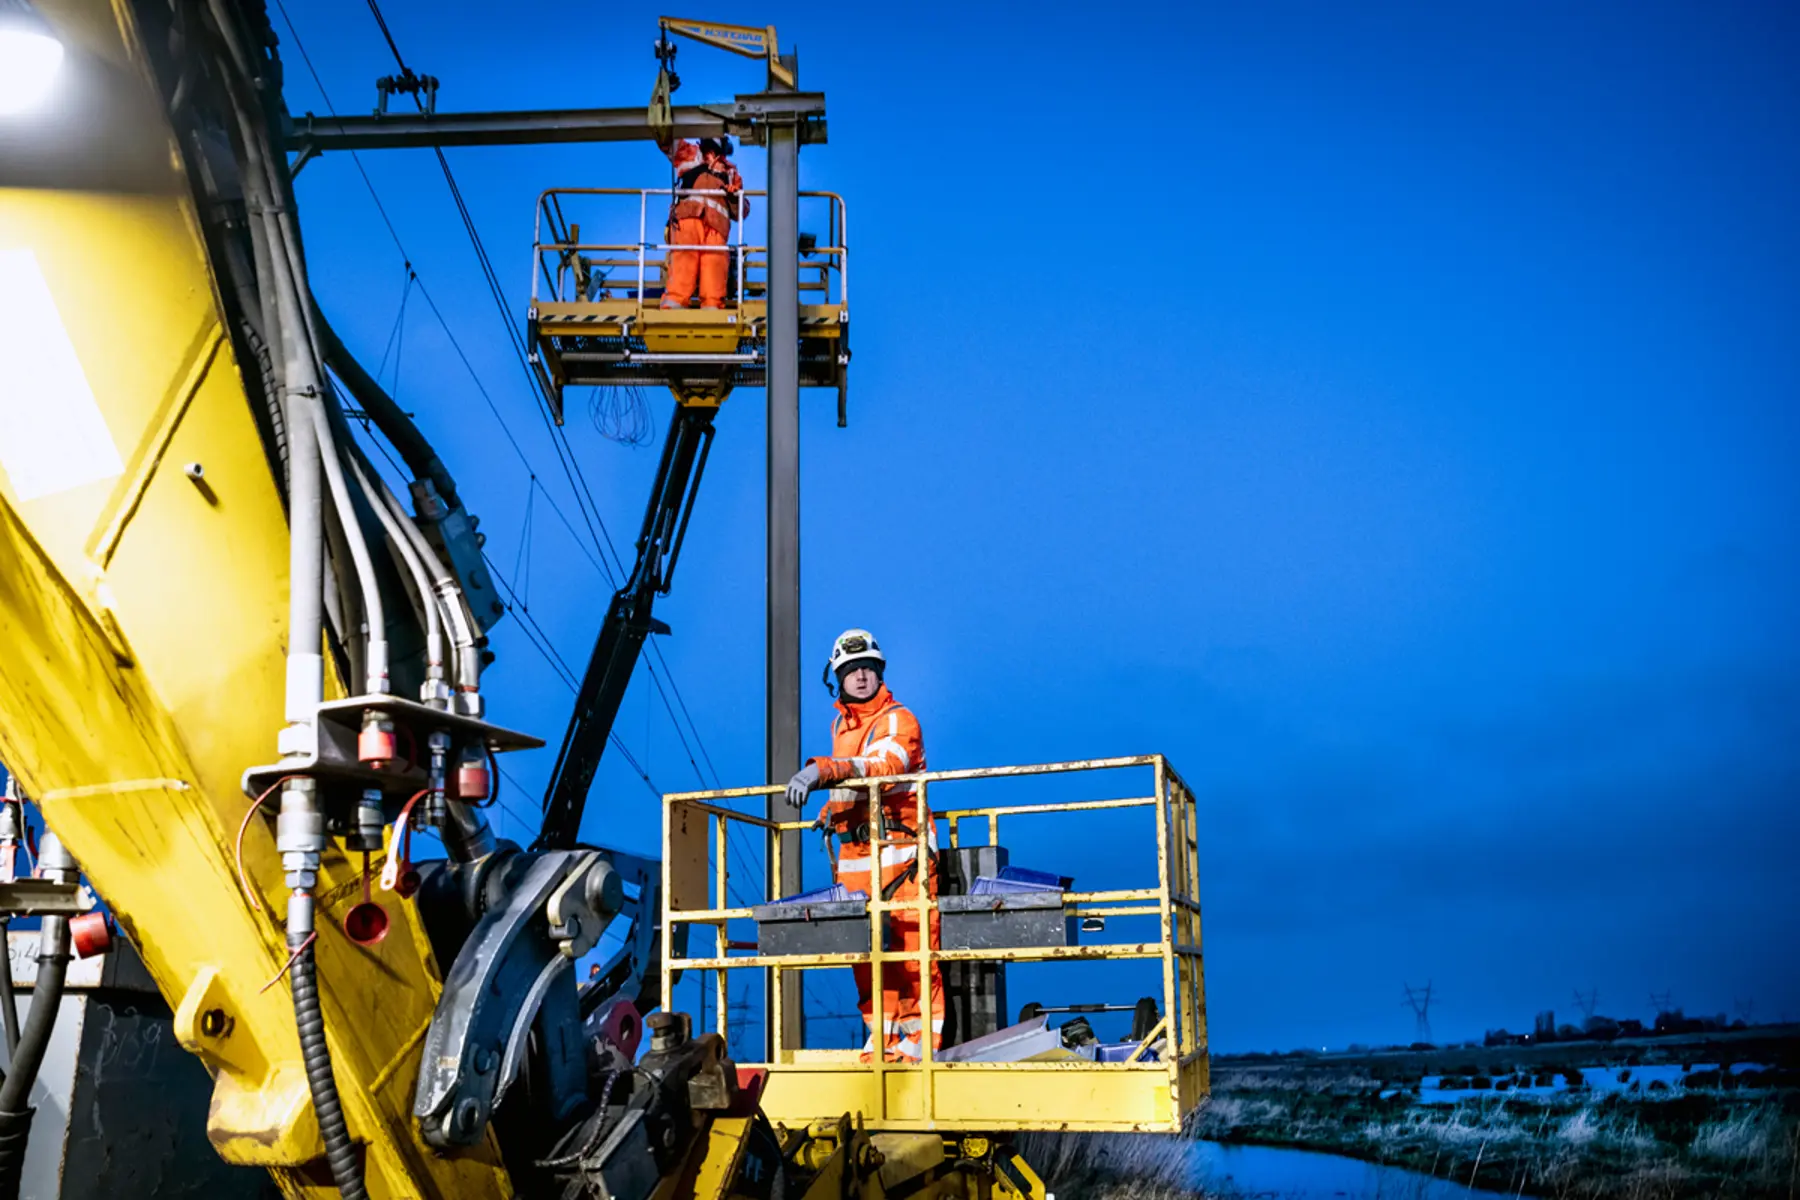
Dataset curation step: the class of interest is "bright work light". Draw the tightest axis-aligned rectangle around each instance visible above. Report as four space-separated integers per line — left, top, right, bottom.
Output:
0 0 64 117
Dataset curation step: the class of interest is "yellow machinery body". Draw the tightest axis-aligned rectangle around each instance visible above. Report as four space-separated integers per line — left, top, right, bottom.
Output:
0 3 509 1195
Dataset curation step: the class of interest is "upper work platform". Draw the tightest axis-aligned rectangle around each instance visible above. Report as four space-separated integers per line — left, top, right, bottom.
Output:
528 187 849 416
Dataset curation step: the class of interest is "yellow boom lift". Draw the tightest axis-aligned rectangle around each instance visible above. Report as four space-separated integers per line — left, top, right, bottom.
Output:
0 2 1205 1197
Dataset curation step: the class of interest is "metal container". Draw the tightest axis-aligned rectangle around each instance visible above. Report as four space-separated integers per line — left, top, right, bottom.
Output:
752 897 871 957
940 890 1071 950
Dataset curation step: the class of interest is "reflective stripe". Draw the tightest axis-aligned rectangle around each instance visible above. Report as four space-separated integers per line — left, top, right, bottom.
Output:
841 842 921 869
847 756 871 777
895 1037 921 1058
862 738 910 768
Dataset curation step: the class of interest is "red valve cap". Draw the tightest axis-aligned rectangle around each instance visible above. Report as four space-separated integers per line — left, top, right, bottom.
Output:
358 725 398 768
456 761 490 801
70 912 112 960
343 902 390 947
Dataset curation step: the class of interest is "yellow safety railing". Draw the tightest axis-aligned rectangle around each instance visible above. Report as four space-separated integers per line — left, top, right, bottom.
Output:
531 187 848 309
660 755 1208 1133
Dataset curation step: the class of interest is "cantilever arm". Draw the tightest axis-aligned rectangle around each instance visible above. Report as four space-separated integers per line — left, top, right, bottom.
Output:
659 17 796 90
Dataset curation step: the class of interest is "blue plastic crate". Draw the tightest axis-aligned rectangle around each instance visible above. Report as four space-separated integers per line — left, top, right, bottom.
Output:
773 883 869 905
998 865 1073 890
970 875 1058 896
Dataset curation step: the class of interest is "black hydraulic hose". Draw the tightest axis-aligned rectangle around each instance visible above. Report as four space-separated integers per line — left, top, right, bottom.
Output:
0 916 68 1113
0 915 70 1199
288 936 367 1200
317 314 462 510
0 918 18 1058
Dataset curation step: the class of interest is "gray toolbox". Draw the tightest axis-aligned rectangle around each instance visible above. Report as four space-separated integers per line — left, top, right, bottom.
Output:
752 885 872 956
755 866 1076 957
940 867 1075 950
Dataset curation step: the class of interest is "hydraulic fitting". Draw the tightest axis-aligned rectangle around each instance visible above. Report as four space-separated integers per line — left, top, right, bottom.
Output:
0 798 20 884
347 789 386 853
358 712 398 768
424 730 451 826
276 777 324 903
454 746 490 802
36 832 77 886
419 674 453 710
441 801 496 864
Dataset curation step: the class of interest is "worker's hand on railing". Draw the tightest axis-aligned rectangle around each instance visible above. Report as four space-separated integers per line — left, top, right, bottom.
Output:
783 763 821 809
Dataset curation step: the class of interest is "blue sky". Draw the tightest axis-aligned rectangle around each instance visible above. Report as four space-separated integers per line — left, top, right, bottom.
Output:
280 0 1800 1051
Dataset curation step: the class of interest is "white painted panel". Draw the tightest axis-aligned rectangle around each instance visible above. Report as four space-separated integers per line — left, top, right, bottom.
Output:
0 247 125 502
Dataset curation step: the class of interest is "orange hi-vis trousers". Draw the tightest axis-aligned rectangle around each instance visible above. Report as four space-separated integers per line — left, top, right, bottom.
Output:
833 797 944 1062
661 217 729 309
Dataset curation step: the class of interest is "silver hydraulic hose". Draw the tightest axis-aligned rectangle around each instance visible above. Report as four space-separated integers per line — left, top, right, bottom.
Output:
248 49 375 700
345 449 445 699
203 12 371 1200
264 218 325 748
205 1 323 752
310 404 388 693
367 468 481 709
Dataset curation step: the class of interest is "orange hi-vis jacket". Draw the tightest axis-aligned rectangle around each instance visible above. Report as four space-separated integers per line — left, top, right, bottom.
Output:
665 139 747 237
811 686 944 1060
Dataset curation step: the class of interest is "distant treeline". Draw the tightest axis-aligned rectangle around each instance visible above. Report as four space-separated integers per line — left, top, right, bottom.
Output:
1484 1010 1752 1047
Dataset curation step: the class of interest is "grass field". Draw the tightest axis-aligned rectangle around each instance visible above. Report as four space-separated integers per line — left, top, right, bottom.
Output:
1199 1047 1800 1198
1017 1032 1800 1197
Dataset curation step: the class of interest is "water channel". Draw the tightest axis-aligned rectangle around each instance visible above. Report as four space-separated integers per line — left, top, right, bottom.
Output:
1188 1141 1516 1199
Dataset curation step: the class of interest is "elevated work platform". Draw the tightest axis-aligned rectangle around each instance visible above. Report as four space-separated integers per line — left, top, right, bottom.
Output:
528 187 849 414
661 756 1209 1134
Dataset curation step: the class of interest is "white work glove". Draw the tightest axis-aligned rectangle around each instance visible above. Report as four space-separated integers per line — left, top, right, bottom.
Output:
784 763 822 809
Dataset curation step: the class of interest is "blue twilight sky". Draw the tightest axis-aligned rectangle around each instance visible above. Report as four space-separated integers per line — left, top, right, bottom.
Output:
279 0 1799 1051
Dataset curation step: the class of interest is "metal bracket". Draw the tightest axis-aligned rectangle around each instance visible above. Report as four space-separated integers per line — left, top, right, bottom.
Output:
414 845 652 1148
0 878 93 918
416 850 598 1147
240 694 542 800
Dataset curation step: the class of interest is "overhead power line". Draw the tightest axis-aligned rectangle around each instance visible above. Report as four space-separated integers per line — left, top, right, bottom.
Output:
356 0 727 798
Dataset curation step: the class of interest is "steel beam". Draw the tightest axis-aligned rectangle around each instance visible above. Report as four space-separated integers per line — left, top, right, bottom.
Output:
763 106 804 1059
283 94 825 153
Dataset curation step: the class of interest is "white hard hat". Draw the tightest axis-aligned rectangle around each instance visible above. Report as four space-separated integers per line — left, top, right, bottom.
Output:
823 628 885 692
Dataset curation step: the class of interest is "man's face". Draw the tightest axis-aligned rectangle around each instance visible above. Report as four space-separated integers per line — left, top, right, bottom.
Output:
841 665 881 702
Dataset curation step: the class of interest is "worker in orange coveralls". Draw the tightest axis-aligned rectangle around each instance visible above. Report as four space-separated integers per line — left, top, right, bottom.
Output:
785 629 944 1062
656 134 746 309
